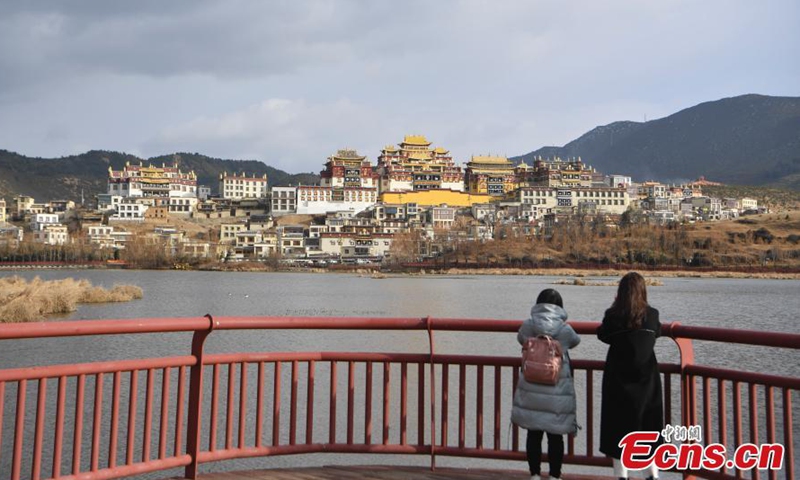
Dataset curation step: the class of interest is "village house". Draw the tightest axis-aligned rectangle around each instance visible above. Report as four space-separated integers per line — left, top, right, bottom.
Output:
271 186 297 216
84 224 116 249
33 224 69 245
319 232 393 259
30 213 60 231
110 201 148 222
277 225 305 257
219 172 269 200
219 223 247 244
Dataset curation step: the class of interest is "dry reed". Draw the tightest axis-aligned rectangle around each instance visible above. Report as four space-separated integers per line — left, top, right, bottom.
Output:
0 276 143 323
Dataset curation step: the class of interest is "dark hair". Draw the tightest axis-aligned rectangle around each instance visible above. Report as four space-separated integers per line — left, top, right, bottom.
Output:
608 272 648 328
536 288 564 308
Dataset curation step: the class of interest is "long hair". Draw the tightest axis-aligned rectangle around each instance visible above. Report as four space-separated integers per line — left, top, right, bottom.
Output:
536 288 563 308
608 272 648 328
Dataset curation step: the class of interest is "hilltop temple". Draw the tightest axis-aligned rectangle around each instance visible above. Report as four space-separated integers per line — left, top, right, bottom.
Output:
376 135 464 193
107 162 197 198
294 149 379 215
463 155 517 196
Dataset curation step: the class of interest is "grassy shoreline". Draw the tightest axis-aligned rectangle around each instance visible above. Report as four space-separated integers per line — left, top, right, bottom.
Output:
0 276 143 323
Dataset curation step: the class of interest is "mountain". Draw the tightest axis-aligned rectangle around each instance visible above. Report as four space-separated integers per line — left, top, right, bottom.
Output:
0 150 320 202
512 94 800 189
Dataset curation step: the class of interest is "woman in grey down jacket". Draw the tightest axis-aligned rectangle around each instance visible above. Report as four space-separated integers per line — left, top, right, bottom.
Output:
512 289 581 480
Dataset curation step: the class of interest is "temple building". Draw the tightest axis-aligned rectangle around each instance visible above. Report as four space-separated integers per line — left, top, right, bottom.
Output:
293 149 379 215
108 162 198 199
377 135 464 193
319 149 378 189
464 155 517 196
219 172 269 200
520 157 595 187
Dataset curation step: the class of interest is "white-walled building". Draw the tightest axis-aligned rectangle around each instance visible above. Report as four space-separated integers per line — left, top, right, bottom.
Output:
0 224 23 245
649 210 677 225
198 186 212 201
741 198 758 211
220 223 248 243
30 213 60 231
97 194 123 212
110 201 148 222
639 182 667 199
85 224 115 248
0 199 7 224
296 185 378 215
517 186 630 215
278 225 305 256
606 174 633 188
167 197 197 215
219 172 269 200
294 149 380 215
319 232 393 259
34 225 69 245
429 205 457 229
271 187 297 216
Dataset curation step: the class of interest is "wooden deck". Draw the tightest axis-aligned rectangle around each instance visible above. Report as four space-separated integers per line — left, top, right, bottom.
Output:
195 466 617 480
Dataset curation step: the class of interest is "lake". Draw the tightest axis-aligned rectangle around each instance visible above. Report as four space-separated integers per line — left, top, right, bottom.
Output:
1 270 798 478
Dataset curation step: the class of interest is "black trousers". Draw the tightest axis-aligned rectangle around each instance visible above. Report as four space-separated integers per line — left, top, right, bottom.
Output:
526 429 564 478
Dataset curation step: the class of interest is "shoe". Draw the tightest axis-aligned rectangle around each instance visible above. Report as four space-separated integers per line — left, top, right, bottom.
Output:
530 475 540 480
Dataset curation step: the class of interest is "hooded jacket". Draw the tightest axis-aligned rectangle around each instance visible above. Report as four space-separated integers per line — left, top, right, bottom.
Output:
511 303 581 434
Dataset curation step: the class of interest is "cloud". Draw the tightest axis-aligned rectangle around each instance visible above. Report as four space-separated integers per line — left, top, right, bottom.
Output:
148 98 384 172
0 1 367 95
0 0 797 167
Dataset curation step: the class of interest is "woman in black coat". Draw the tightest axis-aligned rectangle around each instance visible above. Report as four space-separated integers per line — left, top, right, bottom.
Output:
597 272 662 480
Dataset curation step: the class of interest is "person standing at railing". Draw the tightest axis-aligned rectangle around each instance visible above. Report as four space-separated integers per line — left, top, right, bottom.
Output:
512 288 581 480
597 272 662 480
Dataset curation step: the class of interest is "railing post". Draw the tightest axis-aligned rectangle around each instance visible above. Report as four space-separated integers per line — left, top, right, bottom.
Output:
426 316 436 471
184 314 216 480
670 322 697 480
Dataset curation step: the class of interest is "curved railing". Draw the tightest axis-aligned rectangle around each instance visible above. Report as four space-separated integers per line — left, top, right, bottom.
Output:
0 317 797 480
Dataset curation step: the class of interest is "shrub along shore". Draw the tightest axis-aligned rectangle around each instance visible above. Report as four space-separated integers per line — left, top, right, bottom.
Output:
0 276 143 323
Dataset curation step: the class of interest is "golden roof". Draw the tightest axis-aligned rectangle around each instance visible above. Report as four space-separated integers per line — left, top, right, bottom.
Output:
433 147 449 154
383 145 397 152
469 155 511 165
332 149 365 160
402 135 431 146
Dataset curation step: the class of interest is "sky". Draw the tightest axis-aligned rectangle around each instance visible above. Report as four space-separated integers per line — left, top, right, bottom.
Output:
0 1 798 174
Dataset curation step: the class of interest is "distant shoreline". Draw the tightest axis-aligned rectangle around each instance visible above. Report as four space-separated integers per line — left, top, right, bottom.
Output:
1 262 797 280
407 267 800 280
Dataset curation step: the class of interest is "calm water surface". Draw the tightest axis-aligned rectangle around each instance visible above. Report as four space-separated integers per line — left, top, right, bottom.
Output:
1 270 798 477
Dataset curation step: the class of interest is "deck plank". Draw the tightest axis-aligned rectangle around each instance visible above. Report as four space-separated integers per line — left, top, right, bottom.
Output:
192 466 616 480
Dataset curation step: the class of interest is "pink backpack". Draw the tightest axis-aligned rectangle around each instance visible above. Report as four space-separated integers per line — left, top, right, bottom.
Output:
521 334 563 385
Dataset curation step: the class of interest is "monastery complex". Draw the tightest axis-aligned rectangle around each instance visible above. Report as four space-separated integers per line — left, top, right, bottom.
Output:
1 133 761 264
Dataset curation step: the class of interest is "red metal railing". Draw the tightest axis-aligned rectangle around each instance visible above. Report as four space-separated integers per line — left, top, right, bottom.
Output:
0 317 797 480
